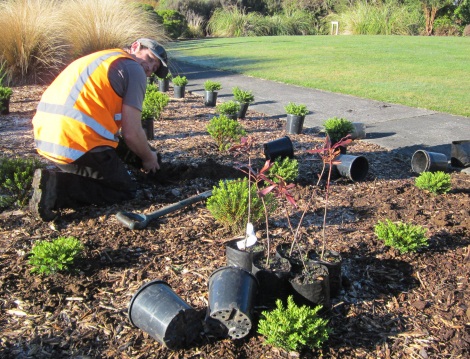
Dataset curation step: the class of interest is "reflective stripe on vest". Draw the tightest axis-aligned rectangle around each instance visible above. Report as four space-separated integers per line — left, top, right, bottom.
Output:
33 49 134 164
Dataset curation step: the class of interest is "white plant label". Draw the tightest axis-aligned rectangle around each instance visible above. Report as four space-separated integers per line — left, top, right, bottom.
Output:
237 222 258 249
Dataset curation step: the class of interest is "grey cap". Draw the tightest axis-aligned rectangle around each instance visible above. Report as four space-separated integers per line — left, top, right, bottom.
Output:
137 38 169 78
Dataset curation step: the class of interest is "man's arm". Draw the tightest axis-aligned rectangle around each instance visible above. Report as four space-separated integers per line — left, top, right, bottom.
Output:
121 104 160 172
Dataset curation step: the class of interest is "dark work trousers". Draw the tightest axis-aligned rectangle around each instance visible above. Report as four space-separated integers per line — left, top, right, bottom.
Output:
54 149 137 209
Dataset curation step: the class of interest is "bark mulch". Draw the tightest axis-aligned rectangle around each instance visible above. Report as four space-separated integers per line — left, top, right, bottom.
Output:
0 86 469 358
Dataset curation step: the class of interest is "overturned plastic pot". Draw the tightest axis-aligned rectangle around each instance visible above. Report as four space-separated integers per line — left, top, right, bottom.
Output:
411 150 448 173
207 266 258 339
333 154 369 181
128 280 202 349
289 262 330 309
264 136 294 162
286 114 305 134
350 122 366 140
451 140 470 168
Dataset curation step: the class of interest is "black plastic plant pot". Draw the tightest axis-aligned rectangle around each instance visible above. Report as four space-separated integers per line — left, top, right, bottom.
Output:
450 140 470 168
225 238 264 272
141 118 154 140
289 262 330 309
173 85 185 99
1 97 10 115
263 136 294 162
333 154 369 181
286 114 305 134
308 249 343 298
128 280 202 350
204 91 218 107
208 266 258 340
275 243 304 273
158 78 169 92
238 102 249 119
252 256 293 308
411 150 448 173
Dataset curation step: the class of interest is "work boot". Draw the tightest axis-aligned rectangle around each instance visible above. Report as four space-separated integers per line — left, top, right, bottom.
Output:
29 169 58 221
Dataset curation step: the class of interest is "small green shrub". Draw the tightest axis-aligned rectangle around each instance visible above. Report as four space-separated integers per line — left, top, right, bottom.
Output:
374 219 428 254
269 157 299 183
141 90 170 121
216 100 241 116
204 80 222 91
284 102 308 116
323 117 354 143
0 156 45 209
415 171 451 194
172 75 188 86
207 114 246 151
146 82 159 94
257 296 330 352
29 236 85 275
232 86 254 103
207 178 276 234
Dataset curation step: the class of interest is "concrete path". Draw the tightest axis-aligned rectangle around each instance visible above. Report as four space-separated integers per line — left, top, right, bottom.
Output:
171 59 470 159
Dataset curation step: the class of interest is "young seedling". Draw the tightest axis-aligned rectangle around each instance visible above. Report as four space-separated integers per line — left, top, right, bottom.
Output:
306 135 353 260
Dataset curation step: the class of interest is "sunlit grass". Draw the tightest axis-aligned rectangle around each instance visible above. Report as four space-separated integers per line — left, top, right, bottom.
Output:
168 36 470 117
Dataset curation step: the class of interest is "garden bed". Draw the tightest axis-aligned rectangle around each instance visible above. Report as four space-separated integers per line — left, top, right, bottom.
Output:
0 86 469 358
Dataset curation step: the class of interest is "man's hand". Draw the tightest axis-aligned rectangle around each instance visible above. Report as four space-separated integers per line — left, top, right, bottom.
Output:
121 104 160 172
142 150 160 173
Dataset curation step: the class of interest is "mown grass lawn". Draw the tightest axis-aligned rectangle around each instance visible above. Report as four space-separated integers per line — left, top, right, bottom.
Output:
168 36 470 117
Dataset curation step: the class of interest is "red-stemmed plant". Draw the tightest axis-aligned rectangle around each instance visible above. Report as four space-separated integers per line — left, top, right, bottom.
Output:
306 134 352 259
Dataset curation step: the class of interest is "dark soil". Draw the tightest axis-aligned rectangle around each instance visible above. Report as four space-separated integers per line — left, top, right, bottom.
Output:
0 86 469 358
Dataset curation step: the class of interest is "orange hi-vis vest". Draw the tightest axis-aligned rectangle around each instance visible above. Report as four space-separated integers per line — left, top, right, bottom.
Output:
32 49 136 164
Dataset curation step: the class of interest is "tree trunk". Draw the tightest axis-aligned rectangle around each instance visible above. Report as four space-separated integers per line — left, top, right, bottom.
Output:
424 5 438 36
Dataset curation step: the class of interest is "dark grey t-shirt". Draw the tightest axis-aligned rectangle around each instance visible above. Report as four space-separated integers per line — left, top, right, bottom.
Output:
108 58 146 111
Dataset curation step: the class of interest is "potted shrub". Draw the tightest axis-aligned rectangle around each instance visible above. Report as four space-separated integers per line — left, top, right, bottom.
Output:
0 85 13 115
141 90 170 140
322 117 354 152
157 72 172 92
284 102 308 134
204 80 222 107
171 75 188 98
232 86 254 119
216 100 240 120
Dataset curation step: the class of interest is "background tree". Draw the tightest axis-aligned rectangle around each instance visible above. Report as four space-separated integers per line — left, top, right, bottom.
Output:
421 0 453 35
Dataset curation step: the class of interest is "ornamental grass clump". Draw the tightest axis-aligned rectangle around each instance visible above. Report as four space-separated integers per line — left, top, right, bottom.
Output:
374 219 428 254
29 236 85 275
0 156 45 209
415 171 451 195
207 114 246 151
206 178 275 235
257 296 330 352
322 117 354 143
